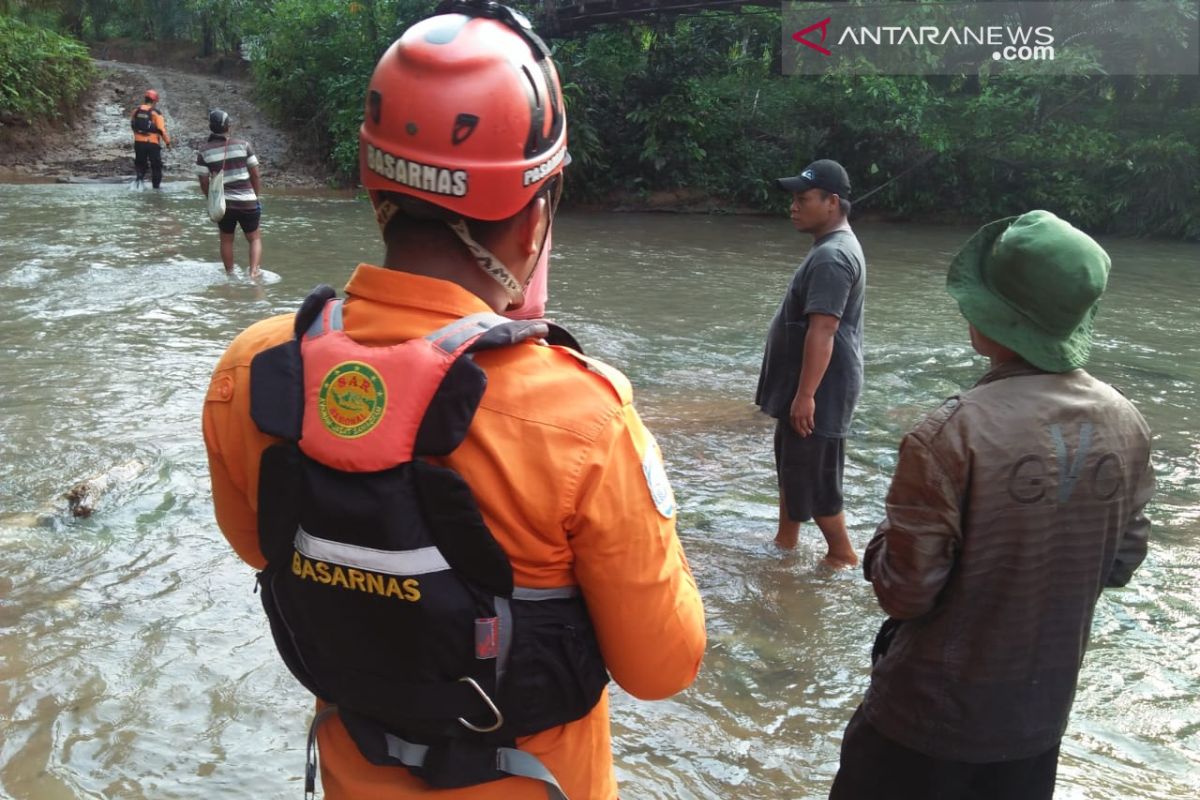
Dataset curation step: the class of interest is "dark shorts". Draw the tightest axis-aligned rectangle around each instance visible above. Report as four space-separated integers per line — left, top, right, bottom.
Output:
773 419 844 521
829 706 1061 800
218 206 261 234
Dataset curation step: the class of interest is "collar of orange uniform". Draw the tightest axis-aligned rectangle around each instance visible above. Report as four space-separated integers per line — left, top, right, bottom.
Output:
343 263 494 319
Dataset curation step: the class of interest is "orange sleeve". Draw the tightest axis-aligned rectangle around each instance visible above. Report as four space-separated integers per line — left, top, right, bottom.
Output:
153 110 169 145
567 402 706 700
202 316 292 568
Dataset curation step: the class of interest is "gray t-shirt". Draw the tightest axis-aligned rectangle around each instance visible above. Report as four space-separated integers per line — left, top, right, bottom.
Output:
755 229 866 437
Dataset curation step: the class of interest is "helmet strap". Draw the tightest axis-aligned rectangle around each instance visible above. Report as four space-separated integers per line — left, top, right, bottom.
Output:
372 196 528 307
445 219 525 306
374 196 401 229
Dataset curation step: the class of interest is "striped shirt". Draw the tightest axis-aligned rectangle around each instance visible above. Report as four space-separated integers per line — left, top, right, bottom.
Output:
195 135 260 211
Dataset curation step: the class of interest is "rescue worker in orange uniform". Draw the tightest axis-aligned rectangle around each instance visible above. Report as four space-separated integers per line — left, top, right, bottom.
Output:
131 89 171 188
201 2 707 798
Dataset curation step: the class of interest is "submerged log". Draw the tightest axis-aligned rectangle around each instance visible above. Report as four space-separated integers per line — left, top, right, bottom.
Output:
64 459 146 517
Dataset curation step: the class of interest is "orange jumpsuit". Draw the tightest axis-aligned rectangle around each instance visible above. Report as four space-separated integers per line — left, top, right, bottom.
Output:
203 264 707 799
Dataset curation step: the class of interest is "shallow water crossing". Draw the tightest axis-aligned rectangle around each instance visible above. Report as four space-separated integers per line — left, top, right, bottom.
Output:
1 183 1198 799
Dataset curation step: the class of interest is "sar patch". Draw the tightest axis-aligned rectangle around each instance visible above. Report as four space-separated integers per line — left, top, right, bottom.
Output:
318 361 386 438
642 444 676 519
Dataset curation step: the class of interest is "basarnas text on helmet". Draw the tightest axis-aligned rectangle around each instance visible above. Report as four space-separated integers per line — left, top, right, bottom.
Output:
522 145 566 188
365 144 467 197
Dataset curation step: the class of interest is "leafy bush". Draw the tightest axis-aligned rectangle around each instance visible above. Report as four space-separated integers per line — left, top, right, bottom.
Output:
242 0 436 178
0 15 94 122
550 9 1198 238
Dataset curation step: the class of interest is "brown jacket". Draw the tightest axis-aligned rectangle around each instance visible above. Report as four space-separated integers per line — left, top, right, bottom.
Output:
862 360 1152 762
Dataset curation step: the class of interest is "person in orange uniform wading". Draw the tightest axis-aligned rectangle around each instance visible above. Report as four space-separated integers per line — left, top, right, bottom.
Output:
201 2 707 799
131 89 171 188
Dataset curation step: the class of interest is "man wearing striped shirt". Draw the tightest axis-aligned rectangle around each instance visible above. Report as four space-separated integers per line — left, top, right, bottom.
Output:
196 109 263 277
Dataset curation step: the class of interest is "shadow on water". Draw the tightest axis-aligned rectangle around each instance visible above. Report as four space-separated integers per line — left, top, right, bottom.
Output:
0 184 1198 798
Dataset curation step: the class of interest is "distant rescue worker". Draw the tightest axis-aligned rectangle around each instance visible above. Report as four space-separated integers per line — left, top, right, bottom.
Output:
757 159 865 568
130 89 171 188
830 210 1154 800
195 108 263 276
201 2 706 800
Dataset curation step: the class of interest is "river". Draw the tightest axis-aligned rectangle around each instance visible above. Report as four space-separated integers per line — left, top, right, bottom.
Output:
0 182 1197 799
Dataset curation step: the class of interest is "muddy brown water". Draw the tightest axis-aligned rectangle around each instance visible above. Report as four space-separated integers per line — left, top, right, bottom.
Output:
0 183 1198 799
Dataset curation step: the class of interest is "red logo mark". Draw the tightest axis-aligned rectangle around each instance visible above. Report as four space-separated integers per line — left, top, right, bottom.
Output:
793 17 832 56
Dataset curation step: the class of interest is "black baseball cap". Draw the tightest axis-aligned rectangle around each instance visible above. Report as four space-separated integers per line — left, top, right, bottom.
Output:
776 159 851 198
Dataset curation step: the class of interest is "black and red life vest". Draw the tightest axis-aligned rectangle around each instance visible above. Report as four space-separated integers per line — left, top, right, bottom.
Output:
131 104 158 136
249 285 606 798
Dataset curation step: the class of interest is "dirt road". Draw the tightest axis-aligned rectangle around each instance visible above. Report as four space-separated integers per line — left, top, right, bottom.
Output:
0 59 329 188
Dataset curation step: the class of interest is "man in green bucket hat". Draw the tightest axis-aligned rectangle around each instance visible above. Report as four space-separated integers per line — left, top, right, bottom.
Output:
830 210 1155 800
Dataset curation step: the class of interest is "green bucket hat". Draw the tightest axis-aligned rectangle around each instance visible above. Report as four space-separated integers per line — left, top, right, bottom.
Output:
946 210 1111 373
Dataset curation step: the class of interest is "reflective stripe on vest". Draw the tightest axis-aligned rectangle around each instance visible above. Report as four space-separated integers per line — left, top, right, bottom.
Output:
295 526 451 575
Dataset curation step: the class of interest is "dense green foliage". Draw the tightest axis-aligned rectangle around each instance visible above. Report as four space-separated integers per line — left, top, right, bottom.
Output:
4 1 1198 238
2 0 250 54
557 11 1200 239
0 15 94 122
241 0 436 176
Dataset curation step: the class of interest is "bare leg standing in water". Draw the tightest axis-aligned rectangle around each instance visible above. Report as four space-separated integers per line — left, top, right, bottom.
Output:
221 228 262 276
247 229 261 277
775 484 859 569
219 231 235 272
814 513 858 568
218 226 261 276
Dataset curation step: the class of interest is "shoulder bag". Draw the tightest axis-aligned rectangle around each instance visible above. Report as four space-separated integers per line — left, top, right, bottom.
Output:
207 139 229 223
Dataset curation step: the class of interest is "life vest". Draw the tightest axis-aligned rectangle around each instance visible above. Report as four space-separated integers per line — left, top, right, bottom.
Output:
131 104 159 136
249 285 606 799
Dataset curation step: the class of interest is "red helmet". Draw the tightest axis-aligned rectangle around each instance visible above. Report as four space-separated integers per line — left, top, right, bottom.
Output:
145 89 159 103
359 1 567 222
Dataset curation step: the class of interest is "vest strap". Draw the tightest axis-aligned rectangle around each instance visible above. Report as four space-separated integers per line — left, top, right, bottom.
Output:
308 708 571 798
294 284 337 338
512 585 579 601
383 732 569 800
495 595 514 685
304 705 338 799
496 587 579 688
496 748 569 800
426 311 512 353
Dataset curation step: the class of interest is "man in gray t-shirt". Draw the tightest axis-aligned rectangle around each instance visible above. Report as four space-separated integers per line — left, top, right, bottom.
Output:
756 159 865 568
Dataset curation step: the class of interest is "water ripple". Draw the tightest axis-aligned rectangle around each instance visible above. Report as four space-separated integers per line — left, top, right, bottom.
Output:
0 193 1197 798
